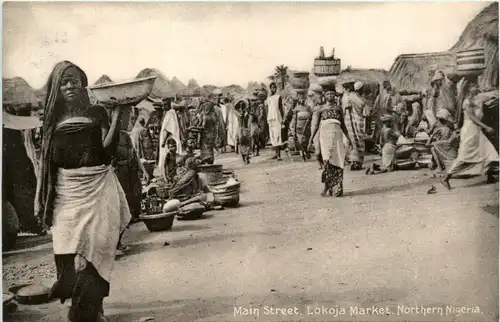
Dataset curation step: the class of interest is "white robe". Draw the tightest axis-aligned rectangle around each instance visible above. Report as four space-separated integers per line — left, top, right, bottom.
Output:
226 104 240 147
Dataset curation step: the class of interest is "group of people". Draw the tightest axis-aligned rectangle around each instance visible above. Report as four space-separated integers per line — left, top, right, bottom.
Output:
22 59 498 322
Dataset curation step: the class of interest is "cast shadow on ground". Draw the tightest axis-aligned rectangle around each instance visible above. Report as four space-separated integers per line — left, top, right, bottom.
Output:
116 231 250 259
3 234 52 255
482 204 499 218
343 177 436 197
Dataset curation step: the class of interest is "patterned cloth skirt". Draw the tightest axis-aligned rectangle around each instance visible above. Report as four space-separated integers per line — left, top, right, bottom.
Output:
321 163 344 197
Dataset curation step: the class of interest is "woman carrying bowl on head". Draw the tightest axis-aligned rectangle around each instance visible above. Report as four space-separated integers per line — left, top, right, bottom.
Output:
308 83 352 197
34 61 131 322
292 89 313 162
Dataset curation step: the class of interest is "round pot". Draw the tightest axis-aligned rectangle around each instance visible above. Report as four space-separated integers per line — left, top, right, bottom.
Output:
14 283 52 305
211 182 241 207
396 160 417 170
140 212 176 232
396 146 415 159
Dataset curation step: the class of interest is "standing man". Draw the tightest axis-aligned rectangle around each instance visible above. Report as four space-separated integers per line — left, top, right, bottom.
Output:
266 82 285 160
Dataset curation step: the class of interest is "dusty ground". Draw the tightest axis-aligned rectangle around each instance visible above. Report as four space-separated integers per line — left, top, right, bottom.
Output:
3 149 499 322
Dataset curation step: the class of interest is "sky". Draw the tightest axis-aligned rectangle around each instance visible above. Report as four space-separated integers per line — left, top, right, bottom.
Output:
3 1 488 89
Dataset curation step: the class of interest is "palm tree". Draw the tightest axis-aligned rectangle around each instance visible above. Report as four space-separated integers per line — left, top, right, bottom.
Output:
274 65 289 91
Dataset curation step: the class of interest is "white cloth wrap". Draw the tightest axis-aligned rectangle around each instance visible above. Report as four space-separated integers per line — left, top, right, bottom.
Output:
319 119 346 169
51 164 131 282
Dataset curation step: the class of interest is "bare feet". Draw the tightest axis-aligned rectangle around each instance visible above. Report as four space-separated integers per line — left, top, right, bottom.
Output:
440 178 451 190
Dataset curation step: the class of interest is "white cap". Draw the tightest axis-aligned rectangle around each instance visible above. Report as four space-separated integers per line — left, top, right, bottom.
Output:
354 81 363 91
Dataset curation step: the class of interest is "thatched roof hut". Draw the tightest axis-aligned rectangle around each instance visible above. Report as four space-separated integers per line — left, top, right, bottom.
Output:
3 77 40 107
389 3 498 93
388 52 454 93
94 74 113 85
450 2 498 91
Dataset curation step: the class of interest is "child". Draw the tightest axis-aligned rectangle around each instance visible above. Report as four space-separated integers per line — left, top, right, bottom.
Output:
250 112 260 156
163 137 178 184
366 114 403 174
239 127 251 164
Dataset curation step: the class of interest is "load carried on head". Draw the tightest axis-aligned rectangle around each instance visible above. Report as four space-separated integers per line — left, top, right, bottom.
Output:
314 47 341 77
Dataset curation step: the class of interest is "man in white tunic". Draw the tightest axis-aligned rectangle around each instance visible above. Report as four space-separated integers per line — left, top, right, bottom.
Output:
266 82 285 160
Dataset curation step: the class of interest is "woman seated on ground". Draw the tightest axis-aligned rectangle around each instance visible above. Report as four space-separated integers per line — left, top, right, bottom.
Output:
426 109 459 175
366 114 403 175
168 136 216 210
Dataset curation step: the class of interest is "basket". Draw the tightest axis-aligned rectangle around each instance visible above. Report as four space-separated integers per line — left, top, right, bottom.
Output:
87 76 157 106
314 58 341 76
140 212 176 232
456 48 485 72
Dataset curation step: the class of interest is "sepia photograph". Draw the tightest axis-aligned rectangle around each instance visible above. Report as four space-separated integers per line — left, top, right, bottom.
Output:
2 1 499 321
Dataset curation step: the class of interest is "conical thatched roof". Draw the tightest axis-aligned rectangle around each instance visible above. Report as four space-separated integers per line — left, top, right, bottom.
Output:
450 2 498 51
94 74 113 85
388 52 454 93
136 68 175 98
2 77 40 106
199 85 216 97
170 76 186 93
180 78 200 96
450 2 498 90
222 84 245 95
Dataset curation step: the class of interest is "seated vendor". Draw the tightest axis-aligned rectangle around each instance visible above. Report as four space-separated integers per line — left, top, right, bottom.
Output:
167 135 217 210
366 114 403 175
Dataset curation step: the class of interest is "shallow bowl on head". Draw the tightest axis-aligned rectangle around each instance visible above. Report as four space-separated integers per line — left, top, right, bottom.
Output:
87 76 157 107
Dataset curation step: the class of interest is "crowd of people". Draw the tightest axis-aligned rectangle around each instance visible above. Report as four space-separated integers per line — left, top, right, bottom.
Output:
2 58 496 322
126 70 499 199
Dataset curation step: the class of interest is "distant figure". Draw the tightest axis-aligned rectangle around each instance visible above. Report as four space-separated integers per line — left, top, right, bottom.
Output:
309 84 324 169
266 82 285 161
292 90 312 161
366 114 403 175
199 102 218 164
250 109 261 157
130 117 154 160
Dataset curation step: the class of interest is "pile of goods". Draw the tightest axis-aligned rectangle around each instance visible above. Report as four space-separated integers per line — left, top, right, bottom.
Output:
395 137 417 170
139 181 177 232
395 136 433 169
413 137 433 167
314 47 341 77
198 164 241 207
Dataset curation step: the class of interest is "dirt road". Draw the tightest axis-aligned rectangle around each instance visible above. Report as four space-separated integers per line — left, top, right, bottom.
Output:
3 150 499 322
